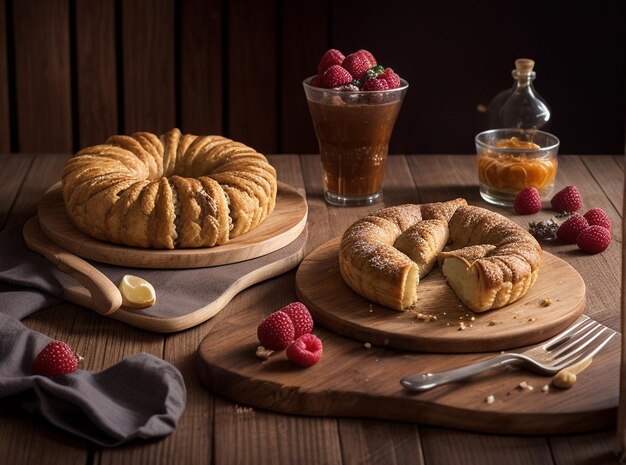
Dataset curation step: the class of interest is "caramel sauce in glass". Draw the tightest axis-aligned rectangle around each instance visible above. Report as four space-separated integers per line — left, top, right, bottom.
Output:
477 136 558 194
307 98 402 198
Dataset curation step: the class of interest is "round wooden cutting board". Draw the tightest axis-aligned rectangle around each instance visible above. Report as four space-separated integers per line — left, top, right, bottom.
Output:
196 291 618 435
295 237 586 353
37 181 307 268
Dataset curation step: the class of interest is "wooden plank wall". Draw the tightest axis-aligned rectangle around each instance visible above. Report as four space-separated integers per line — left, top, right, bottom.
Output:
0 0 625 156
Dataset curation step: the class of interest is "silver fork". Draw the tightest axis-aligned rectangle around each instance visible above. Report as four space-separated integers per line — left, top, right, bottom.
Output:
400 315 616 392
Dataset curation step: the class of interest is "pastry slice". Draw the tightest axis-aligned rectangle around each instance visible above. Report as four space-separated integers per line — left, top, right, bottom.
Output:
169 176 204 247
394 219 449 278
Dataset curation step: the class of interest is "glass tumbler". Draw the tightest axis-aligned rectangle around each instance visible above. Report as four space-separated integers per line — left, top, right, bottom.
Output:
303 77 408 206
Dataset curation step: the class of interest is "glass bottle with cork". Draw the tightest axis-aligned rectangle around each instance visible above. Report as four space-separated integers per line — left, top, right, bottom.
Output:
487 58 551 130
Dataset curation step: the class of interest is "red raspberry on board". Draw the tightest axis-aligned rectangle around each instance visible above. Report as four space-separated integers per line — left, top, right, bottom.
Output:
343 50 377 79
257 311 295 350
320 64 353 89
33 341 79 377
576 225 611 254
513 187 542 214
280 302 314 338
286 334 323 367
550 185 583 213
583 208 612 231
378 67 401 89
317 48 345 75
362 78 389 91
556 213 589 244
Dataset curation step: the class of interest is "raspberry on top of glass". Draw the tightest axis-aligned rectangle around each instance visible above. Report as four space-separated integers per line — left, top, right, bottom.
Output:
310 48 403 91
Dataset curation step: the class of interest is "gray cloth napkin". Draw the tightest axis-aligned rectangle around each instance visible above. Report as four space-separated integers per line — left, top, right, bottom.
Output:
0 225 187 447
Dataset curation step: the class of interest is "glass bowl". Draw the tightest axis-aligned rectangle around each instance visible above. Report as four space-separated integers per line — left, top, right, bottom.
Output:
475 128 560 206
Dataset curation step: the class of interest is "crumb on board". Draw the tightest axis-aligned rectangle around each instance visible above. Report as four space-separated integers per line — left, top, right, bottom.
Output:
256 346 274 360
488 320 503 326
518 381 534 391
541 384 550 393
552 370 577 389
235 405 254 414
485 394 495 405
364 342 372 349
541 298 552 307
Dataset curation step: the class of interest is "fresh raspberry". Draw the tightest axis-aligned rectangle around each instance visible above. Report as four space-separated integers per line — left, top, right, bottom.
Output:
551 185 583 213
317 48 345 75
513 187 542 214
33 341 79 377
556 213 589 243
342 50 377 79
279 302 313 338
309 75 322 87
320 64 353 89
576 225 611 254
257 311 295 350
286 334 323 367
362 78 389 91
357 49 377 67
583 208 612 231
378 67 401 89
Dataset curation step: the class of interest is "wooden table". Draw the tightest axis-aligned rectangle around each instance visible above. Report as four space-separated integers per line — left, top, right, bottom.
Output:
0 153 623 465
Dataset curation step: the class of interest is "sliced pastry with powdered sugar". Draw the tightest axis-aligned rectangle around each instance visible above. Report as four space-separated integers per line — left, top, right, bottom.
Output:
339 200 542 312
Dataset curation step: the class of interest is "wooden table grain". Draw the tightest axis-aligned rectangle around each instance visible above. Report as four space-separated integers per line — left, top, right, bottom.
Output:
0 153 623 465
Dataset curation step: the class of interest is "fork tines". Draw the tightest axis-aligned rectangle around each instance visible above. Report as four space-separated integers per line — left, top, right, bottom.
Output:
545 318 615 368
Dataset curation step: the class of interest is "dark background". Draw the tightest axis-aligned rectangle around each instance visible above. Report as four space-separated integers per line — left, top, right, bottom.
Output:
1 0 624 156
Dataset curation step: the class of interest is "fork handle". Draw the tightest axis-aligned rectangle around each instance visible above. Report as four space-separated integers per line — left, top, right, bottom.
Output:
400 353 519 392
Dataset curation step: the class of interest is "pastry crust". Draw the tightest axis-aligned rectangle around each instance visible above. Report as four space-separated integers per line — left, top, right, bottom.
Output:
61 129 277 249
339 199 467 311
440 205 542 312
339 200 542 312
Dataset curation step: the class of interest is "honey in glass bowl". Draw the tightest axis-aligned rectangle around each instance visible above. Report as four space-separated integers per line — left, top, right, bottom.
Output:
475 129 559 206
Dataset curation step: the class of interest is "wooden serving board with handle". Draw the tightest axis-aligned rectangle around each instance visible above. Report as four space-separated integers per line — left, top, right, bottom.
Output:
197 294 619 435
23 219 308 333
23 180 308 331
37 181 308 268
294 237 586 353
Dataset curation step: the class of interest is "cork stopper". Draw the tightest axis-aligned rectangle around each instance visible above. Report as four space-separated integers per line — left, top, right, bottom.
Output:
515 58 535 74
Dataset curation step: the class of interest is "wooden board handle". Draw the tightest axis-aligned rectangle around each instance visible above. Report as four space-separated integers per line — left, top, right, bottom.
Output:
23 217 122 315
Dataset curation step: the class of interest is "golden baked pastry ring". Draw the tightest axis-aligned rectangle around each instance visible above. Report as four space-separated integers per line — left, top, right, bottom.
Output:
339 201 543 313
37 181 307 269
